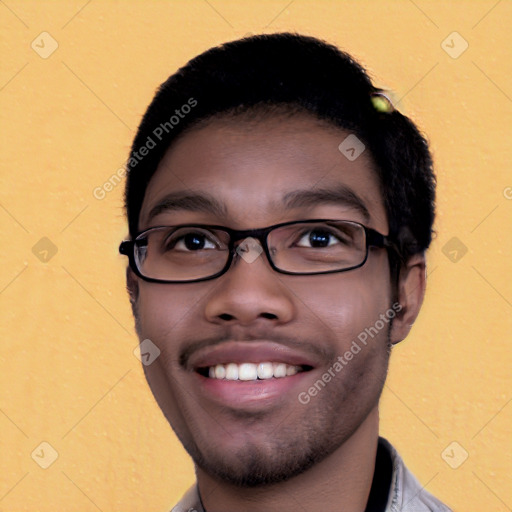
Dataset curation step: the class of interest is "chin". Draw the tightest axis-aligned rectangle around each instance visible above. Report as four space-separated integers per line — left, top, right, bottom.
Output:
193 441 322 487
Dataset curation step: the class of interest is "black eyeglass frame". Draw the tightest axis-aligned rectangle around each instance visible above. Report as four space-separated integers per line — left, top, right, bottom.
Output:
119 219 399 284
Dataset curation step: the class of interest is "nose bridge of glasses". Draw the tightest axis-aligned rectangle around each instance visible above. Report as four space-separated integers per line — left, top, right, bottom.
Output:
223 227 273 272
229 226 270 251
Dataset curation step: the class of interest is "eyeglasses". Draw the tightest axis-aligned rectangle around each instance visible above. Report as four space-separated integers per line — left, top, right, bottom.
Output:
119 219 396 284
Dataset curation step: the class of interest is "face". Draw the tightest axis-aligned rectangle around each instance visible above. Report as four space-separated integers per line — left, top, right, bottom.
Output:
130 113 396 486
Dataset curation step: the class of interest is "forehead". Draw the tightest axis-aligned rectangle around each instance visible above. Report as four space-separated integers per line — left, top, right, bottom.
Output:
139 114 388 232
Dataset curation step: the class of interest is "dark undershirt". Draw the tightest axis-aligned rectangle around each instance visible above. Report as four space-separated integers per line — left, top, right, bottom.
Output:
363 438 393 512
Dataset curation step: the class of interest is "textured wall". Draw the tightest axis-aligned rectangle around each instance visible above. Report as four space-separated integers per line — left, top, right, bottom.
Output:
1 1 511 511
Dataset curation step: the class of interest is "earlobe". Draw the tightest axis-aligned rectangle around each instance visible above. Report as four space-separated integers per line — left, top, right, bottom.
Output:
126 267 139 304
390 252 426 345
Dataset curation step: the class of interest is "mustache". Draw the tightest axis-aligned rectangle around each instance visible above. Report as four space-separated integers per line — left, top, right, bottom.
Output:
179 331 334 369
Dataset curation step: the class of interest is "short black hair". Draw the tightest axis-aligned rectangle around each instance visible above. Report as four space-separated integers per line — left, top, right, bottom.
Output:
124 32 435 270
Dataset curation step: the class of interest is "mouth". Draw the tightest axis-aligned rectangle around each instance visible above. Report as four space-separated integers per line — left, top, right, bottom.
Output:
197 362 313 380
186 341 318 409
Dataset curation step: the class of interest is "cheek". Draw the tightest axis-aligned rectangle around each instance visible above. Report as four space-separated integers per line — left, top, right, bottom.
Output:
289 257 392 347
136 283 201 351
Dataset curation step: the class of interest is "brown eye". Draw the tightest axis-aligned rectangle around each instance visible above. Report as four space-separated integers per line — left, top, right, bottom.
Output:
295 227 350 249
162 228 221 252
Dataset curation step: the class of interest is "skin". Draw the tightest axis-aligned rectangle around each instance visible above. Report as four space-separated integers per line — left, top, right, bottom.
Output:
127 113 426 512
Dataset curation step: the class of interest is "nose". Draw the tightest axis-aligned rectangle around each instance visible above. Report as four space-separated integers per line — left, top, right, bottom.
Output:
204 238 295 325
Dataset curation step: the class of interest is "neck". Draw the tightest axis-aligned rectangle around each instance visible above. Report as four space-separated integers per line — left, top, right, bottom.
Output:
195 407 380 512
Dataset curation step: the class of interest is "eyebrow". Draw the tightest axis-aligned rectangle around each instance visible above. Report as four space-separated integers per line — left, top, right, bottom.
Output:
147 192 228 223
146 184 370 225
281 185 370 223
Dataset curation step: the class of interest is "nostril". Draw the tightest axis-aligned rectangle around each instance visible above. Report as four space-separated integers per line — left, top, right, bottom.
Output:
261 312 278 320
218 313 234 321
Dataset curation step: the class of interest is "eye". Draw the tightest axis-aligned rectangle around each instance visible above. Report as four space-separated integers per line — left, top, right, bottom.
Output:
295 227 350 249
164 229 220 252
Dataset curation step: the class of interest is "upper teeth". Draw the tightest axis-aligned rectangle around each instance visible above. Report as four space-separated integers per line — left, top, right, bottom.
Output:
207 362 301 381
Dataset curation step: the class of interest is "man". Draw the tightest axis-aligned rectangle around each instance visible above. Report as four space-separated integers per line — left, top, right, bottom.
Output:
119 33 451 512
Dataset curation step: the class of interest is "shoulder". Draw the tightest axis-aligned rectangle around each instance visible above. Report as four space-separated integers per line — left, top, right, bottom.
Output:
380 437 453 512
170 484 203 512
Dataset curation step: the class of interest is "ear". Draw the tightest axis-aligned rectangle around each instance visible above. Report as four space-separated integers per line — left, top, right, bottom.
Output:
390 252 426 345
126 266 139 305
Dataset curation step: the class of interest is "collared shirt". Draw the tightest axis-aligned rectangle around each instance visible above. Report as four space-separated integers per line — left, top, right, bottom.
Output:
170 437 452 512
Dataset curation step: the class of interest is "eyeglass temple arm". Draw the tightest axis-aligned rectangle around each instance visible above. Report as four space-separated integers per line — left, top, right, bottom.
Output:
119 240 132 255
366 229 401 256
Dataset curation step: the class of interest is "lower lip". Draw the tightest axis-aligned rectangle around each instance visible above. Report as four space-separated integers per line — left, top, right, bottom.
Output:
193 371 313 409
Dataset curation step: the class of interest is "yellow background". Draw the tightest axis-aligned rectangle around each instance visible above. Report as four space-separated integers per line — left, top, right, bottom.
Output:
1 1 511 510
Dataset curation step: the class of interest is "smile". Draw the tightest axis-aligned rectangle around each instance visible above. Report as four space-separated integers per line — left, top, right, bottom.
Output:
186 340 320 408
200 362 308 380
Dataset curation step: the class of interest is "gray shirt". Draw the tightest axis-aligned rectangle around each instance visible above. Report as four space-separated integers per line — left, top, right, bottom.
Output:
170 437 452 512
